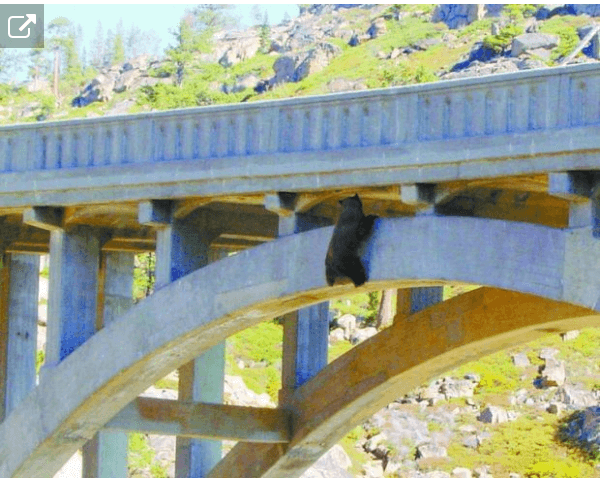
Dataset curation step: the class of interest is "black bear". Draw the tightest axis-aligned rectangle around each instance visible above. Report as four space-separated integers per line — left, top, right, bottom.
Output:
325 194 377 287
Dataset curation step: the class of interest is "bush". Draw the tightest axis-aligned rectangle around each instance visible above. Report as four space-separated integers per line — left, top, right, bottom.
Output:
526 460 582 478
483 23 523 54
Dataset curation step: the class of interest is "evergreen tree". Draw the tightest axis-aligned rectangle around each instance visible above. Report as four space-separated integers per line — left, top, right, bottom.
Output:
47 17 73 96
104 29 114 67
28 48 50 88
90 20 104 70
126 24 142 59
112 19 126 66
259 10 271 54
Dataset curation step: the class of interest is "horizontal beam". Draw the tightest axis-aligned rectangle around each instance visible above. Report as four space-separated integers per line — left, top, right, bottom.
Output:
104 397 291 443
22 207 64 231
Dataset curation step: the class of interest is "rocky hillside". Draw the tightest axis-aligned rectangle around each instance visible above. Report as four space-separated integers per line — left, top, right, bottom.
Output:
4 3 600 123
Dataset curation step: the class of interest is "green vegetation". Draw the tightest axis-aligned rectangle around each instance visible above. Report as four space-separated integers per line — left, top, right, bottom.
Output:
36 350 45 374
128 433 168 478
540 16 586 62
225 319 283 402
477 415 596 478
447 348 525 398
483 23 523 54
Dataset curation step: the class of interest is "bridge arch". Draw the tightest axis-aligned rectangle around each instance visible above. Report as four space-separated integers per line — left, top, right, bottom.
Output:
0 216 598 477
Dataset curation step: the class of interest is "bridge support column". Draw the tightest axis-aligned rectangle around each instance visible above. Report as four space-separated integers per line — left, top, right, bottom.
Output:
394 287 443 324
277 212 331 403
154 207 223 478
82 252 133 478
0 253 39 421
42 226 103 373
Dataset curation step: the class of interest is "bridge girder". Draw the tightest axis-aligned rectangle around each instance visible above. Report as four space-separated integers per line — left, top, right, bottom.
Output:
0 215 598 477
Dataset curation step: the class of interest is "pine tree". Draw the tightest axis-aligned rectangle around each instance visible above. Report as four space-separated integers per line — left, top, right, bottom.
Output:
112 19 126 66
90 20 104 70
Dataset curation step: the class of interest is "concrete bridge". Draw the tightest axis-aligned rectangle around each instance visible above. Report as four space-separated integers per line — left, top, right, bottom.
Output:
0 63 599 477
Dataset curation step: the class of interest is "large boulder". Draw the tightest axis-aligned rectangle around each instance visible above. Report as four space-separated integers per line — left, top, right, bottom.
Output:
367 17 387 39
293 43 341 81
416 443 448 459
511 33 560 57
350 326 377 345
72 72 116 107
301 444 353 478
539 358 566 387
432 4 486 29
218 34 261 68
271 43 341 86
560 406 600 454
335 313 356 340
478 405 508 424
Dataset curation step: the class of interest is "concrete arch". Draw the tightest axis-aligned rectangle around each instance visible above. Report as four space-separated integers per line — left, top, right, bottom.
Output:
0 216 598 477
209 287 597 477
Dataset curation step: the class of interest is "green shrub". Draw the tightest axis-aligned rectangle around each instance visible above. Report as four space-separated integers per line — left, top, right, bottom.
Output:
525 460 582 478
483 23 523 54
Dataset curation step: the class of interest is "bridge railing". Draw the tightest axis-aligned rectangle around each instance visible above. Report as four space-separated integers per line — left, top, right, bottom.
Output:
0 63 599 174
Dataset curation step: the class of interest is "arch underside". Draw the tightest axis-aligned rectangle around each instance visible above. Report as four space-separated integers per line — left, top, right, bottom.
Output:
0 216 598 477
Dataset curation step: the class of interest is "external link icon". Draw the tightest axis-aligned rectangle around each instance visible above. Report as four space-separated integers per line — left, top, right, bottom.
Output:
8 14 36 39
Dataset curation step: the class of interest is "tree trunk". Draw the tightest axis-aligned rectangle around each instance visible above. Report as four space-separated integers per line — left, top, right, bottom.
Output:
375 289 395 329
53 46 60 98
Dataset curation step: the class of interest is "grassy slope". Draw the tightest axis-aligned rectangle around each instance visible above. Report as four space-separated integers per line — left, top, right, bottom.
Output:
4 8 593 124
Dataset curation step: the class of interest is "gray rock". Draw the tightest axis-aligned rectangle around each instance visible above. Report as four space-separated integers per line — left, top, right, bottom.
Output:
302 444 353 478
367 18 387 39
568 4 600 17
512 352 530 367
364 432 387 453
426 471 451 478
224 375 275 407
440 378 476 398
540 358 566 387
560 330 580 341
511 33 560 57
452 467 473 478
546 402 564 414
474 465 492 478
413 37 441 51
416 443 447 459
462 435 480 449
383 460 403 477
432 4 486 29
335 313 356 339
458 424 477 434
478 405 508 424
362 460 384 478
555 386 599 408
329 328 345 343
539 347 559 360
325 78 366 93
350 326 377 345
560 406 600 454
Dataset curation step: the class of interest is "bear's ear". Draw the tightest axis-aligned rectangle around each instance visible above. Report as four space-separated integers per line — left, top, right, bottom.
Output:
338 199 344 205
353 194 360 200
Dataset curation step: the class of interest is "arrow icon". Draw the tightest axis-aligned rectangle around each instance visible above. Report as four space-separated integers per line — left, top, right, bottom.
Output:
19 14 36 31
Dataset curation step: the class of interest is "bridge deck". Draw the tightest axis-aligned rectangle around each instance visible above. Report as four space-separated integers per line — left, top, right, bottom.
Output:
0 64 599 253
